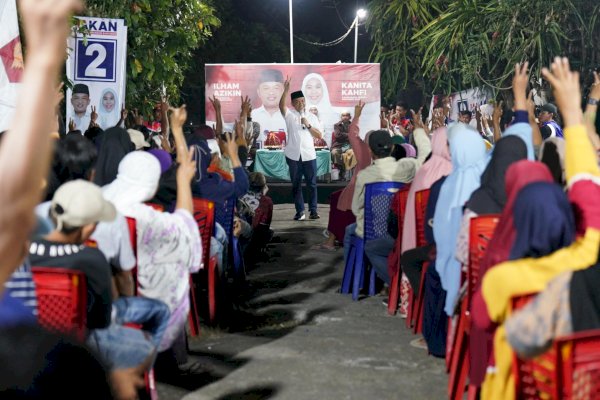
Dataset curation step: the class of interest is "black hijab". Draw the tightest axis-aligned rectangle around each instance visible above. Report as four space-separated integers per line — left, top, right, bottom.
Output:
570 259 600 331
465 135 527 214
93 127 134 186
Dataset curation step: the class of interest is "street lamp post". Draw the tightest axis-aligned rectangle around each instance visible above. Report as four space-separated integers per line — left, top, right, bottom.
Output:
289 0 294 63
354 8 367 63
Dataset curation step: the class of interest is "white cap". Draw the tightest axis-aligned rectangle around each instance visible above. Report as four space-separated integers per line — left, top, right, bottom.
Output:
127 129 150 150
51 180 116 230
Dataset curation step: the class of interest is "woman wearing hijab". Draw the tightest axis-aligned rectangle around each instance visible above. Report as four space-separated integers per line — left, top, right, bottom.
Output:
455 135 527 268
93 127 135 186
302 73 338 139
97 88 121 130
468 160 554 388
433 123 487 317
474 57 600 400
392 128 451 320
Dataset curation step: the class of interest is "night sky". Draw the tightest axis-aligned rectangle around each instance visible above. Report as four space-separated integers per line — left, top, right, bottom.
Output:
234 0 371 63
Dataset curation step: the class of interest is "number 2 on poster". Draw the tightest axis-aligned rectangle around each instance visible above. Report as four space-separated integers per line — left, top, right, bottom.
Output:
75 38 116 82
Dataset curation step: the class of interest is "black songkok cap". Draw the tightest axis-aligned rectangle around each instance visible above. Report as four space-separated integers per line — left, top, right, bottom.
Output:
72 84 90 95
290 91 304 101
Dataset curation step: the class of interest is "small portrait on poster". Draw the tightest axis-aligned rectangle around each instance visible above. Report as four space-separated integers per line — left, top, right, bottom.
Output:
70 83 91 131
97 87 120 129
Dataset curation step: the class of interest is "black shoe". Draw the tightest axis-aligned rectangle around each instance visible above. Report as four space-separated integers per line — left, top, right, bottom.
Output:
309 212 320 220
294 212 306 221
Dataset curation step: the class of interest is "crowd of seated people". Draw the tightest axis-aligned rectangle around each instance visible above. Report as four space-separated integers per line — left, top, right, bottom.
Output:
2 1 600 399
331 57 600 400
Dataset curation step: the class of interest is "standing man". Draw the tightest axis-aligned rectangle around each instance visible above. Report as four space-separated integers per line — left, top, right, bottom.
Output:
280 77 323 221
70 83 91 131
251 69 287 147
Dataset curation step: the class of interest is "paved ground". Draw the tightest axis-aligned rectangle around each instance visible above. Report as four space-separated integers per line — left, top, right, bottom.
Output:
156 204 447 400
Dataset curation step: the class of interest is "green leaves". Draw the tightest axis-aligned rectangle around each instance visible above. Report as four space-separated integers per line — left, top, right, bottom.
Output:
368 0 600 99
85 0 220 115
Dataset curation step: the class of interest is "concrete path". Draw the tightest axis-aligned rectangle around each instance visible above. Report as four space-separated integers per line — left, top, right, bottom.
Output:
157 204 447 400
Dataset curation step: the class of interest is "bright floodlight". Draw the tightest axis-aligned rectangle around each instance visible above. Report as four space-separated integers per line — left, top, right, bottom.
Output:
357 8 367 19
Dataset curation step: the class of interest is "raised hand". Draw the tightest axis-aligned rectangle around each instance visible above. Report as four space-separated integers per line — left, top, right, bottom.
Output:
19 0 83 68
176 145 196 183
411 107 428 132
240 95 252 116
68 118 76 132
512 62 529 110
209 95 221 111
354 100 365 120
492 100 504 124
541 57 583 127
90 106 98 123
223 130 239 160
120 104 127 120
283 76 291 92
234 119 247 147
132 108 143 126
169 105 187 129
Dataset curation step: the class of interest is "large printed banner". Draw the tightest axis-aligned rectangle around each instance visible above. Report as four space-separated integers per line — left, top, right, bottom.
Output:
0 0 23 131
205 63 381 144
429 87 493 127
66 17 128 131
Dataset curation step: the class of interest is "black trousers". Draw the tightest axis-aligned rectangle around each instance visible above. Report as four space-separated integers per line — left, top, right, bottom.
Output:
401 244 434 296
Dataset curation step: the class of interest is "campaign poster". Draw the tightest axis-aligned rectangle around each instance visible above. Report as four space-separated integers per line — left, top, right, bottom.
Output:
205 64 381 145
429 87 493 127
66 17 127 131
0 0 23 131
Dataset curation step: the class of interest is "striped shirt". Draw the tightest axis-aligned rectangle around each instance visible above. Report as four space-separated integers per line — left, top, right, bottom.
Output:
4 260 38 316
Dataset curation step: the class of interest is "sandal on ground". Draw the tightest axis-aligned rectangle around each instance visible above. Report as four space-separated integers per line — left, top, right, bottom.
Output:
410 337 428 350
311 243 337 251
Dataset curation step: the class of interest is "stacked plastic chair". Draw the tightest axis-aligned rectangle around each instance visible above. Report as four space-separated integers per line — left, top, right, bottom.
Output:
341 181 405 301
447 215 499 400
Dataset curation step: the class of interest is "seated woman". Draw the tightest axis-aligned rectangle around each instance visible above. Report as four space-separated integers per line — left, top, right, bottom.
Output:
103 107 202 357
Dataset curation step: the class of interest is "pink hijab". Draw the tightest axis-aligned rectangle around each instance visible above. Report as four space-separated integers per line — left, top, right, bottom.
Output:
401 127 452 252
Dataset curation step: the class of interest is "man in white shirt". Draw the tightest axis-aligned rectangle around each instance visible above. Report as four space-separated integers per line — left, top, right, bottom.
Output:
279 77 323 220
251 69 287 146
70 83 91 131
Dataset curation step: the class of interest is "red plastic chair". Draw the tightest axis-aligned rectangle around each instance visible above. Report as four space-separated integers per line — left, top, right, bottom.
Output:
387 185 411 315
31 267 87 341
510 293 556 400
192 198 219 328
554 329 600 399
447 214 499 400
411 188 431 333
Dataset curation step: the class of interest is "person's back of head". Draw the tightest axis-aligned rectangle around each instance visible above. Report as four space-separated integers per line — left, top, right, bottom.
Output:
55 135 98 184
368 130 393 159
249 172 267 194
0 324 112 399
